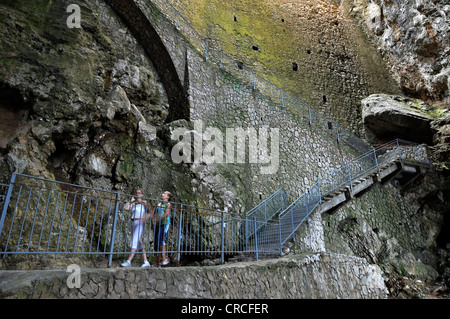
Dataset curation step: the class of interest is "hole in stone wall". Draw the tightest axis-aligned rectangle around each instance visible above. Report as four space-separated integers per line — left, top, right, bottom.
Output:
306 49 311 55
281 18 285 22
292 62 298 71
436 207 450 247
252 45 259 51
327 121 333 130
234 15 237 22
323 95 327 103
237 61 244 70
50 138 73 169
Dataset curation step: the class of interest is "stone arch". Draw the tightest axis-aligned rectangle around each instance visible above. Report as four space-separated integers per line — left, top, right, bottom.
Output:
104 0 189 122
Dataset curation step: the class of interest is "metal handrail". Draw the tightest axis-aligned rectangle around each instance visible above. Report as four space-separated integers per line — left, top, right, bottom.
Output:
271 139 430 251
245 188 286 220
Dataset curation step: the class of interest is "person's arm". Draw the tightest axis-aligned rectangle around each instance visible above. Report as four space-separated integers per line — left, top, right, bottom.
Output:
124 197 134 211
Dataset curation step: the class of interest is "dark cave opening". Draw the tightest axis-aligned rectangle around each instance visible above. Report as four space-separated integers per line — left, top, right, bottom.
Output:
0 85 33 111
437 206 450 248
47 135 77 183
0 84 34 148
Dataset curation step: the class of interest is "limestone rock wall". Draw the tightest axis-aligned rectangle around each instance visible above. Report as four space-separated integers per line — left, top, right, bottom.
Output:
0 0 186 198
349 0 449 103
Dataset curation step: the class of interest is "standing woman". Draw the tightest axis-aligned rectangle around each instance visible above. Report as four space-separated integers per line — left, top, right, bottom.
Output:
151 191 172 267
121 188 151 268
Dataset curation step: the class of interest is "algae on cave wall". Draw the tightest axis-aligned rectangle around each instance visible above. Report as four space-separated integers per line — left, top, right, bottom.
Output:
169 0 401 136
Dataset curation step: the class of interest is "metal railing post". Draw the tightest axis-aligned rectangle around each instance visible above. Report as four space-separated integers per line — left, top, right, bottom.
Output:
0 173 16 241
308 104 312 125
305 191 309 224
278 215 282 256
291 208 295 243
336 123 340 143
317 178 322 204
396 139 404 163
416 146 422 164
221 212 225 264
347 163 353 193
245 216 249 249
373 148 379 173
264 201 267 222
108 192 120 267
176 205 184 266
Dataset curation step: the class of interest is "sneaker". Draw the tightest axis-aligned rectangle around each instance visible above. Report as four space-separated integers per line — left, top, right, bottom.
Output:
121 260 131 267
161 258 169 266
141 261 150 268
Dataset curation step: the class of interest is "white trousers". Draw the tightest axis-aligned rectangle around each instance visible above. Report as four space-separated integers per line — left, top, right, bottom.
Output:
130 220 145 250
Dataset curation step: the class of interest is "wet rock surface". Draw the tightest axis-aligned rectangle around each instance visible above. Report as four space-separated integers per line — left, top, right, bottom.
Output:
352 0 450 102
362 93 439 143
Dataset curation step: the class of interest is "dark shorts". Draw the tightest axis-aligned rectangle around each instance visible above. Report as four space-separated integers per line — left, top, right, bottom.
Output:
154 224 170 251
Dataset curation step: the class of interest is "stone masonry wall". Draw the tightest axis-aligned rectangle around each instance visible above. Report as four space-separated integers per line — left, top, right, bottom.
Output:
0 253 388 299
135 0 360 214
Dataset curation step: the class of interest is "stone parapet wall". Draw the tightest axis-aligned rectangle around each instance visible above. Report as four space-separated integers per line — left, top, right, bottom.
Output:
0 253 388 299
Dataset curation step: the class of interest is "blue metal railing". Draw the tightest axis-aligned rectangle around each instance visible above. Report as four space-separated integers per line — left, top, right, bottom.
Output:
241 139 430 257
143 0 373 155
245 189 289 222
258 139 430 253
0 173 289 265
0 0 435 267
0 173 236 265
278 181 322 247
244 189 289 237
0 140 430 266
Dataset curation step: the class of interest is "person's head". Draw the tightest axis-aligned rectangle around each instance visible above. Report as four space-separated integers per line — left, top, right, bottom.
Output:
135 188 144 201
161 191 173 202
